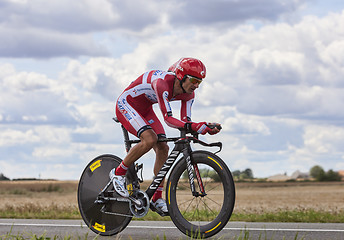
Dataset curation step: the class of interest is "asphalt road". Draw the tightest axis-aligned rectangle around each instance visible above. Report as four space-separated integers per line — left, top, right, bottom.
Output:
0 219 343 240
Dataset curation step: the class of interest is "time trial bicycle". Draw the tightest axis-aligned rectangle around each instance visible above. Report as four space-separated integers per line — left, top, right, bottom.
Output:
77 118 235 238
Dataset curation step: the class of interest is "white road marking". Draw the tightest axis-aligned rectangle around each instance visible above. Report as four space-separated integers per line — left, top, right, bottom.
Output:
0 222 343 232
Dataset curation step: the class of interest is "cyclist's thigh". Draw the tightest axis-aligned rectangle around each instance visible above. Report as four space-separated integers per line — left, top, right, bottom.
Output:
143 108 166 137
115 98 149 137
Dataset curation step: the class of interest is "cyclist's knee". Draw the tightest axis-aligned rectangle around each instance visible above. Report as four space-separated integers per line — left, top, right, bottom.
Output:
140 129 158 150
156 142 169 154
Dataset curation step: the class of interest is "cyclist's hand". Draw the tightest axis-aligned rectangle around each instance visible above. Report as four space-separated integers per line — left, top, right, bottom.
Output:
190 122 211 135
206 123 222 135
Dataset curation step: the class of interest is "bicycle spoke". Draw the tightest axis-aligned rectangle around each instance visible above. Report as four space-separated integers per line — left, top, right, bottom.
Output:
201 168 211 189
177 178 190 189
204 195 223 208
181 196 196 215
191 197 201 221
204 181 222 193
177 195 195 207
200 197 220 215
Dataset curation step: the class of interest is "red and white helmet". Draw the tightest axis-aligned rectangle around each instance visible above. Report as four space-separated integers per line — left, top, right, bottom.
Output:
168 57 206 80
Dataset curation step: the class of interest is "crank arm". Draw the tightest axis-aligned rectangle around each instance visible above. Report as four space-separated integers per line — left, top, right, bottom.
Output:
95 195 142 208
95 196 130 204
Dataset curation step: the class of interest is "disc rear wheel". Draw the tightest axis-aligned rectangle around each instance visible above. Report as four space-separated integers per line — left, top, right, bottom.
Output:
77 154 132 236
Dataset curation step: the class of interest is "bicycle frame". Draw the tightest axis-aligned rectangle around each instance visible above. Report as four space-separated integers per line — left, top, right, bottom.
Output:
117 118 222 199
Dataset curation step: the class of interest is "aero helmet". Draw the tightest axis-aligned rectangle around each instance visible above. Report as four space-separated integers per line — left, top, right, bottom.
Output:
168 57 206 81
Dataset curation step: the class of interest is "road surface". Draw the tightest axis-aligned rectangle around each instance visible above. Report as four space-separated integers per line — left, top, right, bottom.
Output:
0 219 343 239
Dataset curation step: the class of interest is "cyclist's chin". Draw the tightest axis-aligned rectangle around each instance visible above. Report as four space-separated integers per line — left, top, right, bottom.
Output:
186 88 195 94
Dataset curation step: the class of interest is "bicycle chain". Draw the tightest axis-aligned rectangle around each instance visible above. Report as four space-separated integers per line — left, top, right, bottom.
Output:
100 206 133 218
98 191 149 218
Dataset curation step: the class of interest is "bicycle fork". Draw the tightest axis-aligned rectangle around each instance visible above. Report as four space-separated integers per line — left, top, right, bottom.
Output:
183 144 206 197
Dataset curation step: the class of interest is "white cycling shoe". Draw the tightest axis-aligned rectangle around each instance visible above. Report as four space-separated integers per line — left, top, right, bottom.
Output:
109 168 129 198
150 198 169 216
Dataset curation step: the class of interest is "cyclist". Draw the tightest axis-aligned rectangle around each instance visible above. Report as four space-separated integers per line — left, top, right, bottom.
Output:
109 57 221 215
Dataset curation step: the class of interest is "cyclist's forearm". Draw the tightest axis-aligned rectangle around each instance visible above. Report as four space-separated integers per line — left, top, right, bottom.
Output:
164 115 186 129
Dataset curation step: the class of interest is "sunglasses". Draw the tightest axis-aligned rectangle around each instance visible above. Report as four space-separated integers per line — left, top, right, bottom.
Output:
186 75 203 85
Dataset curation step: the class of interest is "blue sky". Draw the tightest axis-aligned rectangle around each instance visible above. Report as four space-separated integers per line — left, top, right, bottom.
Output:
1 0 344 180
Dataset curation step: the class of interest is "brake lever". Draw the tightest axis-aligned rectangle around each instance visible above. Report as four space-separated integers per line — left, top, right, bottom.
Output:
207 124 222 130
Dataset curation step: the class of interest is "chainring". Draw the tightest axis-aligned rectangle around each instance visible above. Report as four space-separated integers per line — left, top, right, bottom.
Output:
129 190 150 218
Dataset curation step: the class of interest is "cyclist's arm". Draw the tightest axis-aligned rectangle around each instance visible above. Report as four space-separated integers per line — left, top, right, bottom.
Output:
180 98 193 122
155 79 186 129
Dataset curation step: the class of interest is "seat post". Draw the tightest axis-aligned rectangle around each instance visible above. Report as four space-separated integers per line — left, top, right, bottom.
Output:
113 117 132 152
121 125 132 152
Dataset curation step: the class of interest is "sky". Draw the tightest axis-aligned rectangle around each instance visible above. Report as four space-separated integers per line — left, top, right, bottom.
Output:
1 0 344 180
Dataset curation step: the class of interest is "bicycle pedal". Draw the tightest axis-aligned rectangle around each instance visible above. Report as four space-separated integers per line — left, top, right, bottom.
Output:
149 204 169 217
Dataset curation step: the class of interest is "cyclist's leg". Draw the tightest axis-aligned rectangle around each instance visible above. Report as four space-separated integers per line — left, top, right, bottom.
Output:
150 139 169 215
152 139 169 185
113 99 158 196
144 109 169 177
143 110 169 214
115 99 159 168
123 129 158 166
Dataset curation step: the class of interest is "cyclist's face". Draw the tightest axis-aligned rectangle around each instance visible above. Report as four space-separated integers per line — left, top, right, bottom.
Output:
182 76 202 94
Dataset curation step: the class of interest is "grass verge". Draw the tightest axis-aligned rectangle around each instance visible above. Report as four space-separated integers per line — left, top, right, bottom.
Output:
140 209 344 223
0 203 80 219
230 209 344 223
0 228 307 240
1 203 344 223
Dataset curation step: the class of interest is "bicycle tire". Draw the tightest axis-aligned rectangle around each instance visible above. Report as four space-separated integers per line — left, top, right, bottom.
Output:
166 150 235 238
77 154 132 236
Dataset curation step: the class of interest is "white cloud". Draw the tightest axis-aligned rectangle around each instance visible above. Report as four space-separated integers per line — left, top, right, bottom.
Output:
169 0 307 26
0 27 109 58
303 125 344 154
0 0 311 59
0 128 40 146
1 3 344 180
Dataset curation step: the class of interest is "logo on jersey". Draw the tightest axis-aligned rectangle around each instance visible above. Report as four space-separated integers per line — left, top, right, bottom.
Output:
153 70 163 76
118 99 132 120
162 91 172 113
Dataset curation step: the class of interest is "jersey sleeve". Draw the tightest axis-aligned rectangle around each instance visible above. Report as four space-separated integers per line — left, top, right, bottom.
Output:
155 79 186 129
180 95 194 122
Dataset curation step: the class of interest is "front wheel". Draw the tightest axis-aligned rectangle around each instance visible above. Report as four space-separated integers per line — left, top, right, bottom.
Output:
166 151 235 238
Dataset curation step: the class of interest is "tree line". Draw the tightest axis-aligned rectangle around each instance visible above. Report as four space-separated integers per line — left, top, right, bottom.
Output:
233 166 342 181
1 164 342 182
0 173 10 181
309 165 342 181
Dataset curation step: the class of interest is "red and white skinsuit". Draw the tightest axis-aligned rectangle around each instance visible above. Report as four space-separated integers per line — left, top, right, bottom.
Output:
115 70 194 138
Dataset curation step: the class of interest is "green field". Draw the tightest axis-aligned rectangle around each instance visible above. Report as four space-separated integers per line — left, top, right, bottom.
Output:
0 180 343 222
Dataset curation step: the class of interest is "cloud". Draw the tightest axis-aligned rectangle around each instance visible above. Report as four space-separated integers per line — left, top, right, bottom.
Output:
169 0 307 26
1 5 344 180
0 129 40 146
0 0 118 33
0 0 310 59
30 0 164 32
0 63 79 125
0 27 109 58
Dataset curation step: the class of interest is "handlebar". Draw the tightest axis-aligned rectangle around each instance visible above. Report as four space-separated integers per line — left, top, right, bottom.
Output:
113 117 222 153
